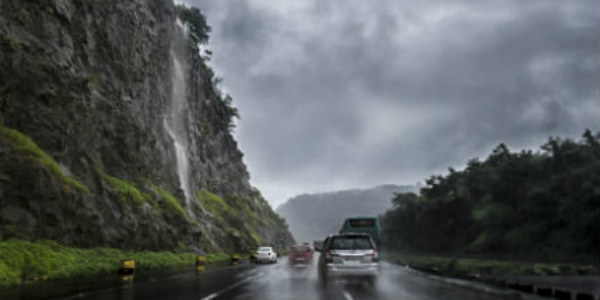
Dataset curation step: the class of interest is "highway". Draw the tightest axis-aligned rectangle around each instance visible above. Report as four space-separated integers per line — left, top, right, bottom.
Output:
30 254 549 300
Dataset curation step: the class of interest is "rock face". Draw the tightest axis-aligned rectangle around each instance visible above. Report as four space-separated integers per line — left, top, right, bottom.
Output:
0 0 294 251
277 185 419 243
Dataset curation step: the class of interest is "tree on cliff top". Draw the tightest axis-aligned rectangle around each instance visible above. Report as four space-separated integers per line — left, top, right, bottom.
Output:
175 4 211 46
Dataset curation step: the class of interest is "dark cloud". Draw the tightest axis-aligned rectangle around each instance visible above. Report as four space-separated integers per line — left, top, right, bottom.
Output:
182 0 599 207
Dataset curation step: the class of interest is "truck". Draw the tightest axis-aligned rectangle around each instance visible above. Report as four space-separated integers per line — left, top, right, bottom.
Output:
339 216 381 246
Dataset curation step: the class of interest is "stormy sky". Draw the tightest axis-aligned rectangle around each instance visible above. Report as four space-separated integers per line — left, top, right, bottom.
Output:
181 0 599 208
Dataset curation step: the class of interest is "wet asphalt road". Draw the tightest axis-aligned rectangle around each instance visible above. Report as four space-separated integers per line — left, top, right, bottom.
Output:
17 255 546 300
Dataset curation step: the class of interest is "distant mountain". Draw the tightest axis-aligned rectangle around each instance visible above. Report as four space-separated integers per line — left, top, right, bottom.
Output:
276 184 419 243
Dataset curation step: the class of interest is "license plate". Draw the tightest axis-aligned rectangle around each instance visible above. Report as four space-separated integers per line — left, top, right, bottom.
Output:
345 256 361 261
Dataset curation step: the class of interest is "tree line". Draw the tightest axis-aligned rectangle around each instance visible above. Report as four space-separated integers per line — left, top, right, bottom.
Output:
381 130 600 260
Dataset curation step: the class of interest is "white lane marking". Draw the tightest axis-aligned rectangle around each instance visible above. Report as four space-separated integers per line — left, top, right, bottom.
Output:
342 290 354 300
201 294 218 300
200 272 263 300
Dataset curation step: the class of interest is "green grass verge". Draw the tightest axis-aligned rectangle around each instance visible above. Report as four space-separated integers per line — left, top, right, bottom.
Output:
391 253 597 278
0 239 231 286
0 126 90 194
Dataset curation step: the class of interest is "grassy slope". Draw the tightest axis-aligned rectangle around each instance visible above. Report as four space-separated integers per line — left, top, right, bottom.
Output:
0 239 230 286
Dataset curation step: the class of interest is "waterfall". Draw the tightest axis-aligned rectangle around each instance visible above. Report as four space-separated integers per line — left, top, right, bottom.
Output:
164 20 193 214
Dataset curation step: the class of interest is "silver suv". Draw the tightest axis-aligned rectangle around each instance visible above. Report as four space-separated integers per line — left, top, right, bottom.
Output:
317 233 380 286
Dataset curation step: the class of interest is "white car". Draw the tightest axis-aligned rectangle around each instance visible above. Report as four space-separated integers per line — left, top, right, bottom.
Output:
317 233 380 286
255 246 278 263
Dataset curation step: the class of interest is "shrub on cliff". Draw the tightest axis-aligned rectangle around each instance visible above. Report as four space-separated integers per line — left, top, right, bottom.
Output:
175 4 211 46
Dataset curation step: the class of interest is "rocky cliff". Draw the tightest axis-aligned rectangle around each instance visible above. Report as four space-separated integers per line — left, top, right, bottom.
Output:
0 0 293 251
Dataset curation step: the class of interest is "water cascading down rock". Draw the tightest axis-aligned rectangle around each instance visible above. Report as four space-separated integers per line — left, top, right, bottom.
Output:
164 21 194 217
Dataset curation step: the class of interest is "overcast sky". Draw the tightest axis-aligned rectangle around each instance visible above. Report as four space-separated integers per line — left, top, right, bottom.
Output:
181 0 599 208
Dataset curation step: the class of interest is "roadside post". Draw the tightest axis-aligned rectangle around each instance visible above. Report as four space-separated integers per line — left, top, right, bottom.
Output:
196 253 206 272
118 259 135 283
118 259 135 275
231 253 239 265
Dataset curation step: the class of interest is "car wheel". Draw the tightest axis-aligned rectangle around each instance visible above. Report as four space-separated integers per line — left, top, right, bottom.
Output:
366 276 377 286
318 270 328 286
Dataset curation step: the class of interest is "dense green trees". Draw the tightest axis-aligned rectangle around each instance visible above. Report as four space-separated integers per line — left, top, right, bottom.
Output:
382 130 600 259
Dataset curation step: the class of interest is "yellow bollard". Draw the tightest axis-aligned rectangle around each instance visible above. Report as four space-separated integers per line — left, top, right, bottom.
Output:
196 265 206 272
119 259 135 275
230 253 239 264
196 255 206 266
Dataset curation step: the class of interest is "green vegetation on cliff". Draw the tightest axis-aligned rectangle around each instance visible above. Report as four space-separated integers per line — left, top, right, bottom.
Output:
197 190 262 247
175 5 239 132
151 184 188 219
98 171 151 206
175 4 211 46
197 190 235 222
0 126 89 194
382 130 600 260
197 189 293 250
0 239 230 286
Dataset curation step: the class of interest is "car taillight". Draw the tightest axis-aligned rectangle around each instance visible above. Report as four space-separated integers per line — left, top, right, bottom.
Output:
325 251 338 263
268 252 271 256
364 250 379 262
371 250 379 262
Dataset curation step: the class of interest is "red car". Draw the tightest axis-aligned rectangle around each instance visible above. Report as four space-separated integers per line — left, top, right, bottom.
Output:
289 244 313 265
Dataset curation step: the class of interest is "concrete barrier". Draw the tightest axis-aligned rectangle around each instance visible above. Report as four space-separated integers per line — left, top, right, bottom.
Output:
506 275 600 300
508 282 533 293
574 293 594 300
555 289 571 300
536 287 553 297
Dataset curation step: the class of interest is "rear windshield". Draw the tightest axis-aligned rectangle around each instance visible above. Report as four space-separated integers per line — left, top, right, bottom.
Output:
291 246 309 252
349 219 375 228
258 247 271 251
329 236 373 250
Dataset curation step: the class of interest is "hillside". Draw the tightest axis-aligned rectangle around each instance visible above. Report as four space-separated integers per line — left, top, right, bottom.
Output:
276 184 418 243
0 0 293 252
